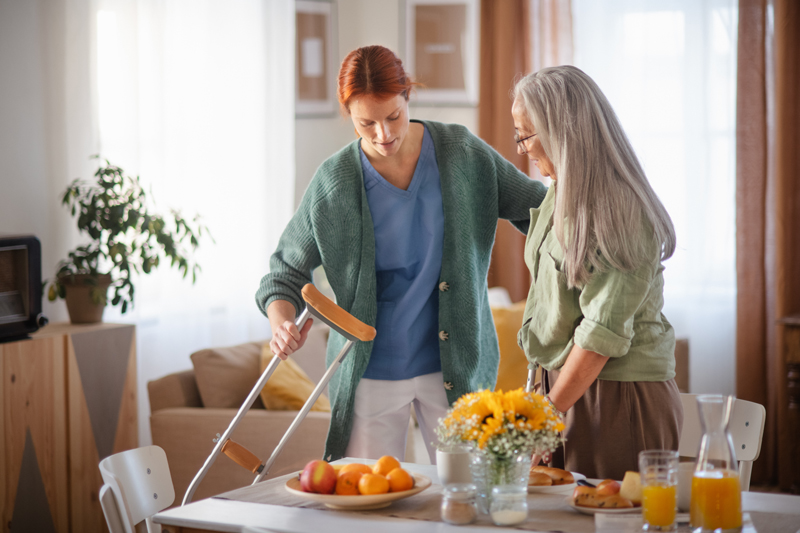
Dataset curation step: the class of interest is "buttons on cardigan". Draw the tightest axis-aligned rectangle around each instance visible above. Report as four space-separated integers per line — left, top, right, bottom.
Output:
439 281 450 292
439 330 449 341
444 381 454 391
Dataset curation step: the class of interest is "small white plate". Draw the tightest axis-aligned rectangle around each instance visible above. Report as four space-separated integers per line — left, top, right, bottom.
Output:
285 473 431 510
566 496 642 515
528 472 587 494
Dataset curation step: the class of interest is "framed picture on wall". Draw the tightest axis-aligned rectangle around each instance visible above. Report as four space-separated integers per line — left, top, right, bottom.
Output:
403 0 479 105
296 0 337 116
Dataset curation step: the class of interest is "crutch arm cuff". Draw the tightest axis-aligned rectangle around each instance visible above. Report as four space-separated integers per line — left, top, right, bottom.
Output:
301 284 376 342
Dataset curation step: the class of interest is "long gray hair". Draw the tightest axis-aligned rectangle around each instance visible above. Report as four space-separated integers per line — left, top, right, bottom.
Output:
513 65 676 288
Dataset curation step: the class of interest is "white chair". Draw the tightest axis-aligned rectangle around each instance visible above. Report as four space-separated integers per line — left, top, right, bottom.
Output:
678 393 766 491
99 445 175 533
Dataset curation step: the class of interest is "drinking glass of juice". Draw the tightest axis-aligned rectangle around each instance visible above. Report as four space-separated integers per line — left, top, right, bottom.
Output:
639 450 679 532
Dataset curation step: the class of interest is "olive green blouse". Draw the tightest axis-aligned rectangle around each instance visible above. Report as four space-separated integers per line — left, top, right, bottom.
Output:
517 185 676 382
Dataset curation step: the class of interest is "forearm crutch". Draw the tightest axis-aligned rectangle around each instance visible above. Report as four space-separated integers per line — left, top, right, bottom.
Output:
182 283 376 505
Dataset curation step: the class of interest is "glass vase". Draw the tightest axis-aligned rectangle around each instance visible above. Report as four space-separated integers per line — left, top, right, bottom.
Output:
468 448 532 514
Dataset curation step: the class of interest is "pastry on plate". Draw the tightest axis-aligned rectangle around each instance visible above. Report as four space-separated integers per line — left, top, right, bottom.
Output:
531 465 575 485
571 482 635 509
528 471 554 486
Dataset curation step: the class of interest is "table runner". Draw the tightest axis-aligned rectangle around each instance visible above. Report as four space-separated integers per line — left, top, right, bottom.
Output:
216 473 605 533
217 470 800 533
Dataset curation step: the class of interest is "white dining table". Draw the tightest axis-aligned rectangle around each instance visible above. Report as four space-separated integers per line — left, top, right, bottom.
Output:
152 459 800 533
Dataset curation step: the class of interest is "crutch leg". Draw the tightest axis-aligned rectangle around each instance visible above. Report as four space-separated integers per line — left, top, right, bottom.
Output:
181 309 311 505
182 284 375 505
525 368 535 393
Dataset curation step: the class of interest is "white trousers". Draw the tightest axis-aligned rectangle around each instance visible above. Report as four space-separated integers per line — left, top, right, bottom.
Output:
344 371 450 464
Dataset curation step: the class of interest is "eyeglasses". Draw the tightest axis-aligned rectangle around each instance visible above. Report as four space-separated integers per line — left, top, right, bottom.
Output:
514 132 537 154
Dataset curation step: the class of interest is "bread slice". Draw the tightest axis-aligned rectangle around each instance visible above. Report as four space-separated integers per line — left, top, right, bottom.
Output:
619 471 642 505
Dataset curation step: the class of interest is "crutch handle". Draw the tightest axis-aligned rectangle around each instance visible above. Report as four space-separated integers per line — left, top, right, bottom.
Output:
221 439 263 474
301 284 376 342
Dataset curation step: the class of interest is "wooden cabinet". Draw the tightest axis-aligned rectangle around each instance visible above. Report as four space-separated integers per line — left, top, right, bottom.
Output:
1 323 137 533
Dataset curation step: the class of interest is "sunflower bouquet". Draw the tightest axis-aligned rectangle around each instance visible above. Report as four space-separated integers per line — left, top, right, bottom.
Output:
435 388 565 459
436 389 565 511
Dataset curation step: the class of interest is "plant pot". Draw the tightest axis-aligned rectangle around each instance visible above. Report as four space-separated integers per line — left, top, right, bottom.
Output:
59 274 112 324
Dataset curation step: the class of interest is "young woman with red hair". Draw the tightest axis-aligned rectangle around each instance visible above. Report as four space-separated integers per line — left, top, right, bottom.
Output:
256 45 547 463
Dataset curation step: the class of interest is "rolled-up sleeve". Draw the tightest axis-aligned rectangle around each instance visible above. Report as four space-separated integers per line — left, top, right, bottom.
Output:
574 267 652 358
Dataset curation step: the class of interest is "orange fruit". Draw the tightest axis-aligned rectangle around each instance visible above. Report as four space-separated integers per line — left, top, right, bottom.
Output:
335 470 362 495
340 463 372 476
358 473 390 495
372 455 401 476
385 467 414 492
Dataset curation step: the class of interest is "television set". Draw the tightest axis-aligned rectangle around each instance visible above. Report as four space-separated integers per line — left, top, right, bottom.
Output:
0 235 47 342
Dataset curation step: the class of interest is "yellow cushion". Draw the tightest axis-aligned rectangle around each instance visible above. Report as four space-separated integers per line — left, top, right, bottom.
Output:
259 344 331 412
491 301 531 392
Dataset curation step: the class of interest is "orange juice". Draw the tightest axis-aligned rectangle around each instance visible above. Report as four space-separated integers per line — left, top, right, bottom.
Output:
690 470 742 530
642 485 676 527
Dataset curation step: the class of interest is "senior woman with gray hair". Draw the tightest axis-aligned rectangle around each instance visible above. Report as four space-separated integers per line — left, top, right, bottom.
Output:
513 65 683 480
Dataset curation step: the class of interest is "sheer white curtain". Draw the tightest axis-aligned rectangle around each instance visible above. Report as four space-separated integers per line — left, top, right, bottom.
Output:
94 0 295 444
572 0 738 394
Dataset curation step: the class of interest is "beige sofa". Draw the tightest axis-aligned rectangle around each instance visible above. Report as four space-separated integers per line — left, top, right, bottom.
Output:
148 330 334 503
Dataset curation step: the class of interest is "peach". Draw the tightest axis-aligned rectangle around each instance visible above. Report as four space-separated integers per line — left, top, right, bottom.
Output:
300 460 337 494
596 479 621 496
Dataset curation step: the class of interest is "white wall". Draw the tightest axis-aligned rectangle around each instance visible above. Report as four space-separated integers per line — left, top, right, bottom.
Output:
294 0 478 206
0 0 96 325
0 0 479 445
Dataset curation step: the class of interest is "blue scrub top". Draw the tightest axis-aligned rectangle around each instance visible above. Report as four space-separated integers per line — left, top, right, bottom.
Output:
359 124 444 380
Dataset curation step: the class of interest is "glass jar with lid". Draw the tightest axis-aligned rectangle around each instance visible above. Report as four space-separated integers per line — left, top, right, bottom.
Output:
440 483 478 525
489 484 528 526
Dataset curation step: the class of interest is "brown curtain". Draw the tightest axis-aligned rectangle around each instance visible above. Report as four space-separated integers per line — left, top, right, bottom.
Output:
480 0 530 303
736 0 800 489
480 0 573 302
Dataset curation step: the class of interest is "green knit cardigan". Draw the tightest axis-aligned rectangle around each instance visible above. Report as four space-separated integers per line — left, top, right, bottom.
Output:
255 120 548 460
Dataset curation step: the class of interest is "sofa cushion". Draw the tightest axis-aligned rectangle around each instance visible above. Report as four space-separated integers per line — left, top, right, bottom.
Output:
259 344 331 412
190 341 266 409
491 301 530 392
148 369 203 411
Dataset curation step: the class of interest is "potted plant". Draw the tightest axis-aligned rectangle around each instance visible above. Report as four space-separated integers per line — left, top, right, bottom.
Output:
46 157 210 323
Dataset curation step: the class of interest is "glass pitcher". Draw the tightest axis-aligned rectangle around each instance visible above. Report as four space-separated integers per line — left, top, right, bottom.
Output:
690 394 742 532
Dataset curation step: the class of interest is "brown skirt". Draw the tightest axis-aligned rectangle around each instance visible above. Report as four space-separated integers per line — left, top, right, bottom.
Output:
542 369 683 480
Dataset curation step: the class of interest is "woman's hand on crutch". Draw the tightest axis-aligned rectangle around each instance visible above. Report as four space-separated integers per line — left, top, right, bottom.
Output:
267 299 314 360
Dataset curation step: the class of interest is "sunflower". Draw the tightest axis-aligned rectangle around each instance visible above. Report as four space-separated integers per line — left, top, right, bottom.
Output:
504 389 548 431
477 411 506 448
